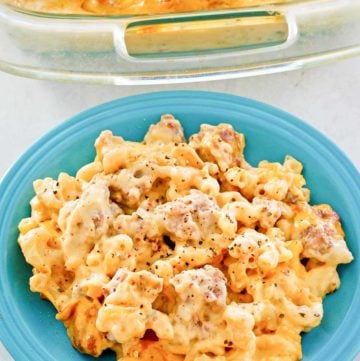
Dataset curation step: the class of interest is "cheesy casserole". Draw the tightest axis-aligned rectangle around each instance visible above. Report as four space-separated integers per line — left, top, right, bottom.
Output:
7 0 291 15
18 115 353 361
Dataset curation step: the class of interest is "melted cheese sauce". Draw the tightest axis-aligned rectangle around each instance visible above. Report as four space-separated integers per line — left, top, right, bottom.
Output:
18 115 353 361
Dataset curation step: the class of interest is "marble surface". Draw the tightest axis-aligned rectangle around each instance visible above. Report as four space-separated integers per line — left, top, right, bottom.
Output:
0 57 359 360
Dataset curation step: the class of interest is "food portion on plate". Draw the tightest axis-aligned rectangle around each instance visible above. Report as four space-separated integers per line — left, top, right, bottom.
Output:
18 115 353 361
6 0 291 15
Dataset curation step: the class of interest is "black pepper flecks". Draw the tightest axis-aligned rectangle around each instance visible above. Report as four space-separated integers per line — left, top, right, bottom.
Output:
163 235 176 251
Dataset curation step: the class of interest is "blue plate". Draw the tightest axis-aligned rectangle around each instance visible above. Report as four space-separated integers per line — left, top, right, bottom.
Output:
0 91 359 361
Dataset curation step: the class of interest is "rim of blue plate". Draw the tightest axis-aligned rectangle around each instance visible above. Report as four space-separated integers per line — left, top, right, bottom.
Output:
0 91 359 361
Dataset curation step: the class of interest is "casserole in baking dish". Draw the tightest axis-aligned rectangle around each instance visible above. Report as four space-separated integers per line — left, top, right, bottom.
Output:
5 0 293 15
0 0 359 84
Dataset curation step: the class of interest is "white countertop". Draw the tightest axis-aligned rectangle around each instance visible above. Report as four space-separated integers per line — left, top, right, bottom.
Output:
0 57 359 360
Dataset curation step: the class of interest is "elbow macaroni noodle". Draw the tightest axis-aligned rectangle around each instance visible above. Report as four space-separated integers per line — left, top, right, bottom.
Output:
18 115 353 361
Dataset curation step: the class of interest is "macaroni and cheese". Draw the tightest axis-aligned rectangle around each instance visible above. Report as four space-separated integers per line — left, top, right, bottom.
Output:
7 0 290 15
18 115 353 361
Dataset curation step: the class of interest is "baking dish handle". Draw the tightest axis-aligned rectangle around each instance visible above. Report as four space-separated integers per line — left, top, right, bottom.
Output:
113 9 298 61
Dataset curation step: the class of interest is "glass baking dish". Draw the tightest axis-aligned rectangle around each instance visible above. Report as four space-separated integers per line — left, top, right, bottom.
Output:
0 0 359 85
